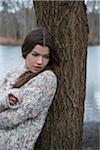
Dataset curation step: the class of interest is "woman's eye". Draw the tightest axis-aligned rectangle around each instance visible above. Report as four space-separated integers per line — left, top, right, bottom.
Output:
32 53 38 57
44 56 50 59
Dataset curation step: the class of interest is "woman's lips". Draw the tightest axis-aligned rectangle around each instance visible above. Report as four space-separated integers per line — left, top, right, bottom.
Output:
34 66 42 71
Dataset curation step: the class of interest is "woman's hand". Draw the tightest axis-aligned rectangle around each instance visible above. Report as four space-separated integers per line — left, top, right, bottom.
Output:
8 94 18 105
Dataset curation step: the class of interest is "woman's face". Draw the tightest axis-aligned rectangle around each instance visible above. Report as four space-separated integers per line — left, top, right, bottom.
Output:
25 44 50 74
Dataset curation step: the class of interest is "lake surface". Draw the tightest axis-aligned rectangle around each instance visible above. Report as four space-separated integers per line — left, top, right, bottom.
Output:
0 45 100 122
84 46 100 122
0 45 24 78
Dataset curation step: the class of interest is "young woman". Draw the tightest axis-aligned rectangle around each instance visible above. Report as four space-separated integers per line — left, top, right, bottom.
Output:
0 27 59 150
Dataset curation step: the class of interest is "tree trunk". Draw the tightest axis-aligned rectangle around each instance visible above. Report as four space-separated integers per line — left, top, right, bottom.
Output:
33 1 88 150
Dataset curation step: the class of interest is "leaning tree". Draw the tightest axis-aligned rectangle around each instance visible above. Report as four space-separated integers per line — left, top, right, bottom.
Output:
33 1 88 150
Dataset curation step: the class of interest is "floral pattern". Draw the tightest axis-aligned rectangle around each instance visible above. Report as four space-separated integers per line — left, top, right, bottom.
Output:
0 64 57 150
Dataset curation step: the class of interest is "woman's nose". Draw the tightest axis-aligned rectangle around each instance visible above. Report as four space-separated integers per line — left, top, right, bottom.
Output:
37 56 43 64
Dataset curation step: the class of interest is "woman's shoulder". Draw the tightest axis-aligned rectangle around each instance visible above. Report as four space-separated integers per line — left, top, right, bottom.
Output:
10 64 27 74
37 70 57 82
32 70 57 89
3 64 27 83
8 64 27 76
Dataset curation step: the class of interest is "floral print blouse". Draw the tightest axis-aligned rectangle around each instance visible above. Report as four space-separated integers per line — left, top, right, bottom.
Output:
0 64 57 150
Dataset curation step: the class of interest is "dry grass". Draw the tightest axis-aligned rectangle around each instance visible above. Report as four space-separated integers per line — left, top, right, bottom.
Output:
0 36 100 46
88 35 100 45
0 37 23 46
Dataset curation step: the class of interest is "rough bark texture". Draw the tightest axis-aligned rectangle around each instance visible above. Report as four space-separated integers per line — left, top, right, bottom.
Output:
33 1 88 150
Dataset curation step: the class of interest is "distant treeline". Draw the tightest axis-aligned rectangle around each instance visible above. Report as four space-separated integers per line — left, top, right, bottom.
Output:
87 12 100 45
0 8 36 44
0 3 99 45
0 1 37 45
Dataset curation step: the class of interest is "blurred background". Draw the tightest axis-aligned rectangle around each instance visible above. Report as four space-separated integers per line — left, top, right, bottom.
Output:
0 0 100 149
0 0 37 44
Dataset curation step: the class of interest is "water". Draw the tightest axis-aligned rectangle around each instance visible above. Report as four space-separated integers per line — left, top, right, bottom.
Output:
0 45 24 78
0 45 100 122
84 46 100 122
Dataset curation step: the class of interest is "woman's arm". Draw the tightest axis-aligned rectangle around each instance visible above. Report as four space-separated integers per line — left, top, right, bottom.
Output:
0 71 14 111
0 88 22 112
0 69 22 112
0 70 57 129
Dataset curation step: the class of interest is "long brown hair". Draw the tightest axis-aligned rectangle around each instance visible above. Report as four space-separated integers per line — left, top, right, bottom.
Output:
12 27 59 88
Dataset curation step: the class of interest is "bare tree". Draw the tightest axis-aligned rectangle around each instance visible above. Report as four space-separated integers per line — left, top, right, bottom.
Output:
33 1 88 150
0 0 36 43
86 0 100 45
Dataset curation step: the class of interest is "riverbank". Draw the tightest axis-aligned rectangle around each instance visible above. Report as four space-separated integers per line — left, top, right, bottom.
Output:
0 37 22 46
0 37 100 46
82 122 99 150
88 36 100 45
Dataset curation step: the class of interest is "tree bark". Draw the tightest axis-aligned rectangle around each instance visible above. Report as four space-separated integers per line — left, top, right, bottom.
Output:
33 1 88 150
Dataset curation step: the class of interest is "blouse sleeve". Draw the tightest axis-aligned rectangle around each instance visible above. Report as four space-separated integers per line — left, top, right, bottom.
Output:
0 71 12 88
0 71 22 112
0 70 57 129
0 72 13 112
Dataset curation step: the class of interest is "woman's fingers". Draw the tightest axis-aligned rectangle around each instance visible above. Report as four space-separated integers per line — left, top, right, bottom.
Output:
8 94 18 105
9 99 16 105
9 98 18 105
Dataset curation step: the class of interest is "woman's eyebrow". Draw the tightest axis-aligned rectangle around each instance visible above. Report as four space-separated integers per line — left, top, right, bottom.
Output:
32 51 50 56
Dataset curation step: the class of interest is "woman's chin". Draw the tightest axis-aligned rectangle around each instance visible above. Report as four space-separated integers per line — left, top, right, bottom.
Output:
31 68 42 74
